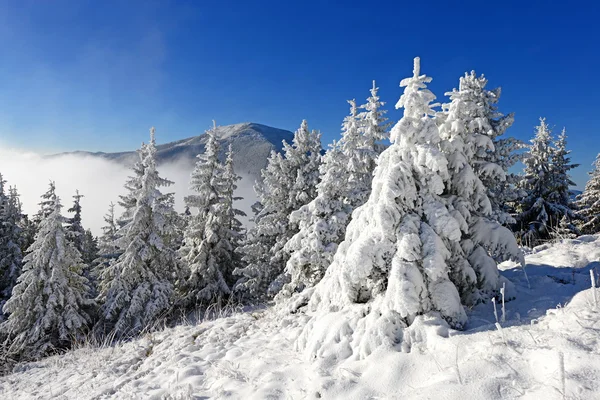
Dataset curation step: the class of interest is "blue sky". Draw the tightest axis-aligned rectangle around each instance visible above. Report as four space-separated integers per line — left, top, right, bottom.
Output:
0 0 598 187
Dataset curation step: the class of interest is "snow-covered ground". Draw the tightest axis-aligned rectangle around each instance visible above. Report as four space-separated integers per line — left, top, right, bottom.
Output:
2 236 600 399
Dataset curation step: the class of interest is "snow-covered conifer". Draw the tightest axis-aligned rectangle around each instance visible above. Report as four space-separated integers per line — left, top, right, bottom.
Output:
232 153 283 299
1 196 91 357
92 203 119 293
117 146 148 228
66 190 85 254
96 203 119 261
178 123 230 306
234 120 322 298
280 90 389 299
576 153 600 234
98 128 179 337
33 181 57 225
280 112 357 298
300 58 473 358
516 119 574 245
548 129 579 235
438 71 524 302
220 143 246 286
0 182 23 309
457 72 524 226
354 80 391 202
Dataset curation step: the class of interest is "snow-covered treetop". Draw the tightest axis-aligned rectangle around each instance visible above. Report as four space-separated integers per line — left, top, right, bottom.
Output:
35 181 57 222
392 57 438 144
360 80 390 144
524 118 553 190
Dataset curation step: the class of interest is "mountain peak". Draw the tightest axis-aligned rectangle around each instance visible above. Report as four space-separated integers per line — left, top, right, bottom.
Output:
205 122 294 148
51 122 295 182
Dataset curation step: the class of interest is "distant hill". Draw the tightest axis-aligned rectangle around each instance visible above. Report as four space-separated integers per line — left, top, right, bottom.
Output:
52 122 295 186
50 123 295 224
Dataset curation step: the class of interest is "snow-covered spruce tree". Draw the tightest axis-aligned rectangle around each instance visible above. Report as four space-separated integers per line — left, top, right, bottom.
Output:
354 80 391 203
576 153 600 234
116 142 151 230
178 123 231 306
548 128 579 234
220 143 246 287
438 72 524 303
279 92 389 299
234 120 322 299
271 122 323 280
1 196 91 358
516 119 572 246
299 58 478 359
33 181 57 226
0 182 23 309
98 128 179 337
279 106 359 299
66 190 85 254
93 203 119 277
457 72 524 226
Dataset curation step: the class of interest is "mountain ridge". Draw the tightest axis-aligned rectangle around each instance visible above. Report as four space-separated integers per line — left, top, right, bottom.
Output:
51 122 295 183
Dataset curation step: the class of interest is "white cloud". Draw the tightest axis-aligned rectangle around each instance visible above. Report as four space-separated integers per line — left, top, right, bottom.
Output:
0 147 257 236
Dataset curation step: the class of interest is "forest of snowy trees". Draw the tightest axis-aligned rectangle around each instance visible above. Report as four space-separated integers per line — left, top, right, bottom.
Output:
1 57 599 366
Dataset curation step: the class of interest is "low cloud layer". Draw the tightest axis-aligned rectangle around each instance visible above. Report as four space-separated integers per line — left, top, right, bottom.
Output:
0 147 257 236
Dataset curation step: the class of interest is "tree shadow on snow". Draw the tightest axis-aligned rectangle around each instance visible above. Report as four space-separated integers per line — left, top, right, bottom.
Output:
461 260 599 334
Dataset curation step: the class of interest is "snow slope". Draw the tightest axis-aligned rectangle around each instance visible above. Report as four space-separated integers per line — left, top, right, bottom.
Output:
2 236 600 399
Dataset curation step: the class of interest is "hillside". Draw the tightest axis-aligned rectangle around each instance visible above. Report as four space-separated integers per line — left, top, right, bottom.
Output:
2 236 599 399
52 122 295 186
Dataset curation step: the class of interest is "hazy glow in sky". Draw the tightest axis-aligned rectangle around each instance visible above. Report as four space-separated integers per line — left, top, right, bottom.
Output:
0 144 256 235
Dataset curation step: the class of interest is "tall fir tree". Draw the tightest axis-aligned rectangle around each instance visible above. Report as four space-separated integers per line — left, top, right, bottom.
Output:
438 71 524 304
233 152 285 299
303 58 471 358
117 145 149 229
98 128 179 337
33 181 57 226
97 203 119 259
93 203 119 281
220 143 246 287
354 80 391 202
516 119 574 245
234 120 322 299
576 153 600 234
1 196 91 358
457 72 524 226
0 181 24 310
20 182 56 257
178 122 231 306
66 190 85 254
280 87 389 299
548 128 579 237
